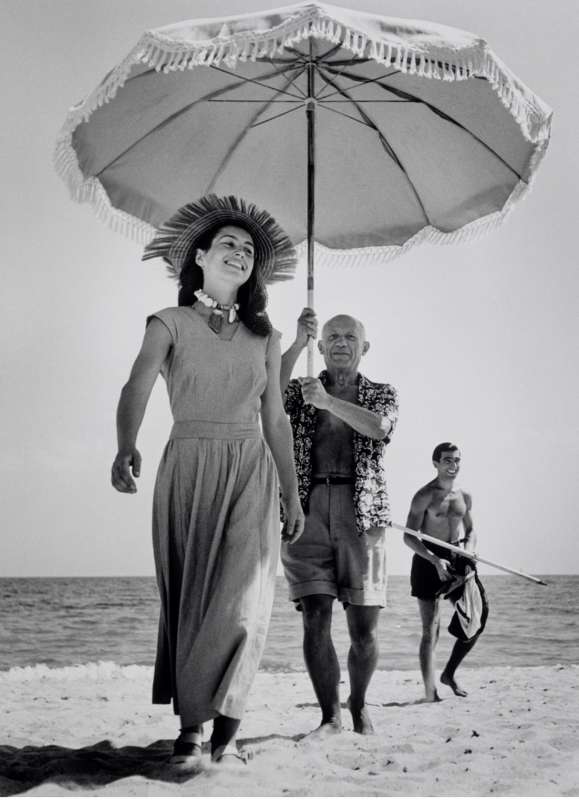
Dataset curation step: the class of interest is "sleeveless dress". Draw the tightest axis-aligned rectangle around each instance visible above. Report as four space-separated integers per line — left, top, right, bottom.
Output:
148 306 280 726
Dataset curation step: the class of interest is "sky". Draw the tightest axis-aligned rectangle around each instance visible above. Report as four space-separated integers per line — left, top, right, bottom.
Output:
1 0 577 578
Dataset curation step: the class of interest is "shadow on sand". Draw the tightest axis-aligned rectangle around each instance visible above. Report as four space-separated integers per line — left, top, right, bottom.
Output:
0 739 182 796
0 734 301 796
296 699 425 710
379 699 430 708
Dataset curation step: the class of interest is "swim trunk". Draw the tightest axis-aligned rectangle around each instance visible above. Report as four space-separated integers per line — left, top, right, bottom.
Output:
410 541 471 600
281 481 387 608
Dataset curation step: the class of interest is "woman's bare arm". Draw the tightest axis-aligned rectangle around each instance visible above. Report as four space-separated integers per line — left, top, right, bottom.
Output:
261 335 304 543
111 319 172 493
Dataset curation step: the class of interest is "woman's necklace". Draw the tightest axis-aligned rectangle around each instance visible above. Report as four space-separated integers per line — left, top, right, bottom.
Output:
194 289 239 334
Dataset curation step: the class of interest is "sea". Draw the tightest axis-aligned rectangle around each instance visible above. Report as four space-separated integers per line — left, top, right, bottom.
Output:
0 575 577 673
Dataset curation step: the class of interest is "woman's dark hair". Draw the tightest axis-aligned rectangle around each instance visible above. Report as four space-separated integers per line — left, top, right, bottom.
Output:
177 223 272 337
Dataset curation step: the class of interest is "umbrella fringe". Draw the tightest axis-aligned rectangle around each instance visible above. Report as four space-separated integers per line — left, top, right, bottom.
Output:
54 131 155 243
54 6 552 249
55 134 547 268
296 137 549 270
55 6 551 142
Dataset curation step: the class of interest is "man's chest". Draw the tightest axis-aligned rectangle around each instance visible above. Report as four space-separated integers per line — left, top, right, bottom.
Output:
317 385 359 433
428 490 467 519
314 409 353 440
328 384 358 403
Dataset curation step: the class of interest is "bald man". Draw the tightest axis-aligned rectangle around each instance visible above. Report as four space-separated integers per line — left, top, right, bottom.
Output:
280 309 399 737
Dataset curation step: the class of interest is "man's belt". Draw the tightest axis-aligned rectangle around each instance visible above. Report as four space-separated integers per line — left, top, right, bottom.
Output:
311 476 354 485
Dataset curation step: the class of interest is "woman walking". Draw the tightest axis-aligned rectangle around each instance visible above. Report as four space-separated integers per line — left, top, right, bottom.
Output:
111 195 304 767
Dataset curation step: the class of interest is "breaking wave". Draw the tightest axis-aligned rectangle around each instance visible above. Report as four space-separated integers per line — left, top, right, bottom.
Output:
0 661 153 683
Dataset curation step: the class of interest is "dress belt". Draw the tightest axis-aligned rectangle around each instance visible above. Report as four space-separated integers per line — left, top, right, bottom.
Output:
170 420 260 440
312 476 354 485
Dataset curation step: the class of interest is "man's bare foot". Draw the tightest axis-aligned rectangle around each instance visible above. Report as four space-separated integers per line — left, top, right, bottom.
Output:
419 688 442 703
346 697 375 735
440 671 468 697
301 719 342 740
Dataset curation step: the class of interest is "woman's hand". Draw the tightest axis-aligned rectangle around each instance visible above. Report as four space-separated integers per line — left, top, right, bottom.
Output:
111 449 142 493
281 493 305 544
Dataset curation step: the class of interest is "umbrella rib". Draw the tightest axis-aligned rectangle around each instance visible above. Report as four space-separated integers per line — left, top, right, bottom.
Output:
278 42 340 62
313 53 354 98
315 57 399 101
313 42 343 62
259 56 307 64
318 103 380 129
283 43 343 67
323 65 524 180
314 63 338 99
317 69 432 225
204 72 303 194
316 69 404 170
92 77 281 177
250 103 306 128
208 99 305 103
321 57 373 66
209 64 305 100
263 58 308 98
92 66 307 178
321 99 416 103
317 71 403 101
208 63 309 102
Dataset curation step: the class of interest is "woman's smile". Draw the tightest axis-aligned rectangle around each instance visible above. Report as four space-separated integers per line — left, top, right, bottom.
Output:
223 255 249 272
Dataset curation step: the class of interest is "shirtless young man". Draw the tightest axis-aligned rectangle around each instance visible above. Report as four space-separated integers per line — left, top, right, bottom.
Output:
404 443 481 702
281 309 399 736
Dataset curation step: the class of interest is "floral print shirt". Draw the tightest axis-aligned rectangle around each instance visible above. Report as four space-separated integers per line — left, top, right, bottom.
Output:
284 371 399 535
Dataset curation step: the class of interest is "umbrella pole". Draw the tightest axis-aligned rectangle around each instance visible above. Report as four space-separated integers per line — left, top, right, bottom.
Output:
389 522 547 586
306 38 316 377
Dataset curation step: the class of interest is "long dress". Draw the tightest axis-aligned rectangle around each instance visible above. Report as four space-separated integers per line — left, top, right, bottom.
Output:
149 306 280 726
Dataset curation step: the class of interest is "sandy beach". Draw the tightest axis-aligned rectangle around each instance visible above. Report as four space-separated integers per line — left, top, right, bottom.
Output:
1 663 578 797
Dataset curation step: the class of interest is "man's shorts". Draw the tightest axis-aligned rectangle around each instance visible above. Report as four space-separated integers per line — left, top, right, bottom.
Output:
410 542 469 601
281 482 387 608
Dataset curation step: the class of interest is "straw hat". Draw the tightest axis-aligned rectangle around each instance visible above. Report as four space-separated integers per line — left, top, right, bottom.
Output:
142 194 296 283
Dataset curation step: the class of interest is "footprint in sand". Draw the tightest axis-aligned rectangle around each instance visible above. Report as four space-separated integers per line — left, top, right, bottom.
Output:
548 736 579 753
324 751 365 771
390 743 414 754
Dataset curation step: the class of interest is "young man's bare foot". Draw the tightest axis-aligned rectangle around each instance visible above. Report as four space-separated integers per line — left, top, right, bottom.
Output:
346 698 375 735
419 688 442 703
440 671 468 697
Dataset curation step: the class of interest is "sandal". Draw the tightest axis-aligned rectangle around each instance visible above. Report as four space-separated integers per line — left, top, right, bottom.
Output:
211 743 253 765
169 733 203 767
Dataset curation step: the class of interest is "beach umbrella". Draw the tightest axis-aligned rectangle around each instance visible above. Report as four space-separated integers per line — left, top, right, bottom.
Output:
55 2 551 373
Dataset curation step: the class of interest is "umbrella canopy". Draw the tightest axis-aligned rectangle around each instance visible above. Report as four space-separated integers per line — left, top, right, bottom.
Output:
55 1 551 271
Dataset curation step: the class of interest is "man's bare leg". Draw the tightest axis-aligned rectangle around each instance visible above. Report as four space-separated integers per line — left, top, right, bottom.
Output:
440 637 477 697
417 598 442 702
345 605 380 734
301 595 342 736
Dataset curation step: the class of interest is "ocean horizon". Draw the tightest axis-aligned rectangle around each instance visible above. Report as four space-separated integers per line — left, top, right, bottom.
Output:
1 575 577 673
